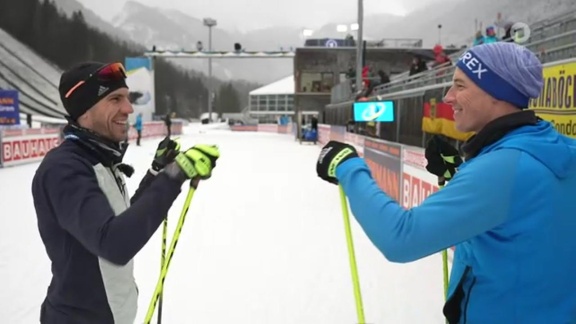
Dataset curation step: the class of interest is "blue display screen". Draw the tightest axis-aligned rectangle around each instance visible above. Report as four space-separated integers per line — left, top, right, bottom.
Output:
353 101 394 122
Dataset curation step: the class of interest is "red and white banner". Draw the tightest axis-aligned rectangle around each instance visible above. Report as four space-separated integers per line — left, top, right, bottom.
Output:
401 146 440 209
127 121 183 140
277 123 293 134
318 124 331 145
344 132 365 157
0 121 183 168
257 124 279 133
231 125 258 132
1 131 60 167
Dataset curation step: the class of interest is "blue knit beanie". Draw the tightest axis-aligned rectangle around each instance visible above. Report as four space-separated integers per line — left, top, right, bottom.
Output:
456 42 543 108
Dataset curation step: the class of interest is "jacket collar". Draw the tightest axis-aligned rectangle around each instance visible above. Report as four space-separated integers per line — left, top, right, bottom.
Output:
62 122 134 177
461 110 539 160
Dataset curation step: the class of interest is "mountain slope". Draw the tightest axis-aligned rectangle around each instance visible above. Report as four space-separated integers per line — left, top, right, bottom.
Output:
56 0 574 85
111 1 295 84
51 0 134 43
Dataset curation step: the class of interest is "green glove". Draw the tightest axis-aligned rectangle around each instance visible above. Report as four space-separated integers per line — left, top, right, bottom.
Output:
173 144 220 179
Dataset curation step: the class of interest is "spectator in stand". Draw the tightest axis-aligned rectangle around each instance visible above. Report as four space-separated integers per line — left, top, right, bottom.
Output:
431 45 452 81
484 26 499 43
503 23 519 42
432 44 452 67
473 30 485 46
409 56 428 76
378 69 391 86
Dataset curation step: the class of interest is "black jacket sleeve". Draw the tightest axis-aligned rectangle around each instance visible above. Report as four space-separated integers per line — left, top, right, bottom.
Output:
130 169 158 204
35 158 183 265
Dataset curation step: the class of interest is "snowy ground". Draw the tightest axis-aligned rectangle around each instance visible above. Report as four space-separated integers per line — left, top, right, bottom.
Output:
0 124 447 324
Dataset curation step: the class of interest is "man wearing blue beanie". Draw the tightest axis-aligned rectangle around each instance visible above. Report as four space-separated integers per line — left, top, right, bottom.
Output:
315 42 576 323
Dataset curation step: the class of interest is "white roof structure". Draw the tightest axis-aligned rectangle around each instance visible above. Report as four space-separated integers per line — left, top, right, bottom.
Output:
144 50 295 59
249 75 295 96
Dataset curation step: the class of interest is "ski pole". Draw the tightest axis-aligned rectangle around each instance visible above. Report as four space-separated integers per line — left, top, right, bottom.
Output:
442 248 449 299
144 181 197 324
157 137 179 324
338 185 366 324
157 217 168 324
434 180 449 302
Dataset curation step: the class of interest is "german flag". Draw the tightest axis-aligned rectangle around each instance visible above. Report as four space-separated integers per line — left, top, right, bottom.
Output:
422 98 474 142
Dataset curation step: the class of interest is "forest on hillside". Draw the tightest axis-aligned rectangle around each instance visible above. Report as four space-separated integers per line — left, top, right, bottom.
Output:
0 0 254 118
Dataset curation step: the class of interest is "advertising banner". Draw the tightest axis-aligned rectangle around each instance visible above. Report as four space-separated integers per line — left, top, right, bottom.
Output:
277 125 289 134
0 90 20 125
231 125 258 132
401 146 440 208
1 129 60 167
330 125 346 142
528 60 576 138
318 124 331 145
344 131 365 157
127 121 182 141
125 57 154 122
363 137 402 202
257 124 279 133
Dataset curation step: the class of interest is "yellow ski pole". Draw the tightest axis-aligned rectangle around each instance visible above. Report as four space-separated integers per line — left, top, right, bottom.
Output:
157 217 168 324
438 183 449 301
442 249 449 298
339 185 366 324
144 182 196 324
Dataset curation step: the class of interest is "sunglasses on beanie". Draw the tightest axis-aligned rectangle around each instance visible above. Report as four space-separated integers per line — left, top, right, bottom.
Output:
64 62 127 99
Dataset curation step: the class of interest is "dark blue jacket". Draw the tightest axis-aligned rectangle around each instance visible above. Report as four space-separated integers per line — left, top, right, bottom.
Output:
32 137 183 324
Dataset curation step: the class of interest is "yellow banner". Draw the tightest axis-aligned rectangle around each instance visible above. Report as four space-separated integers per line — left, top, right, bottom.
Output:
528 60 576 138
534 113 576 137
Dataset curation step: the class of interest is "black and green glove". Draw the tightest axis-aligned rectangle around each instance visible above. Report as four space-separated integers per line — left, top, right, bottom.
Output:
173 144 220 180
425 135 463 185
151 137 181 173
316 141 358 185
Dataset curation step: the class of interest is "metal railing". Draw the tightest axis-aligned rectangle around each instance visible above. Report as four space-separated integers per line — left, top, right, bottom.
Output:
328 13 576 105
365 38 424 48
329 46 467 103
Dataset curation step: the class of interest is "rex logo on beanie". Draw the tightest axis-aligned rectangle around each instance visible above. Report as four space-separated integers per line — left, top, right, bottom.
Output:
456 42 544 109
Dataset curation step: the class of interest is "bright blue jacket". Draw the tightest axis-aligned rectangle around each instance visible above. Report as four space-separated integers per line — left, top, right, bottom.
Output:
335 120 576 323
135 115 143 131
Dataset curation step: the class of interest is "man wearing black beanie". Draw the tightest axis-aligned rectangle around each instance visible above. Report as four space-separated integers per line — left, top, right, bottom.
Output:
31 61 221 323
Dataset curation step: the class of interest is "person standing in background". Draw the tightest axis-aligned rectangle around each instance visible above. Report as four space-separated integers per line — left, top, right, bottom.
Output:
164 112 172 137
134 112 142 146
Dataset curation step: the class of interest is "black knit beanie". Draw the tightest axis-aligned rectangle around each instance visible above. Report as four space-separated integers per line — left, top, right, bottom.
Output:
58 61 128 121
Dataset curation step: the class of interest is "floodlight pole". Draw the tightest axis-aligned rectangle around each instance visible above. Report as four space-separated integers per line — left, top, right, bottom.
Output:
354 0 364 93
204 17 217 123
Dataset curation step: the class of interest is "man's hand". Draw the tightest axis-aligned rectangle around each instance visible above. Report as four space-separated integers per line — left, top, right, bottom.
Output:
151 137 181 173
425 135 462 185
316 141 359 185
173 144 220 180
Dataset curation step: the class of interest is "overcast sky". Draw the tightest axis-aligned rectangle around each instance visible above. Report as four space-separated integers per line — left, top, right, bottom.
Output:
77 0 443 32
